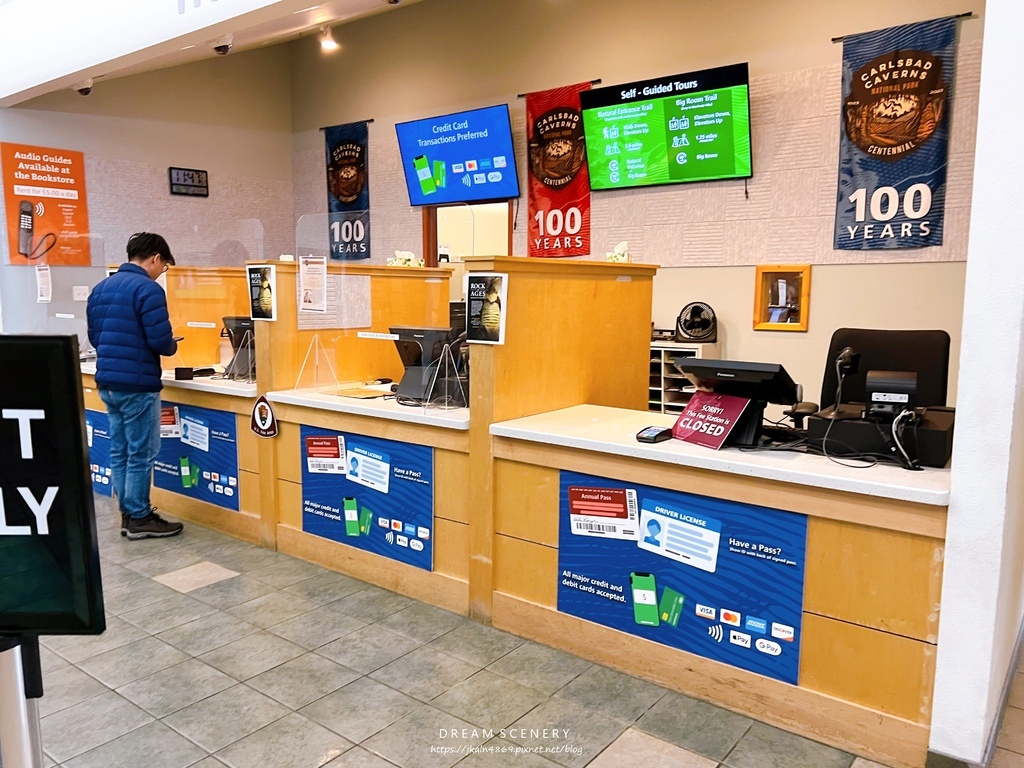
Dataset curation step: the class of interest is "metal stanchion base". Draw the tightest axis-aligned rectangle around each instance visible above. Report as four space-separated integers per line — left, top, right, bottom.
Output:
0 643 44 768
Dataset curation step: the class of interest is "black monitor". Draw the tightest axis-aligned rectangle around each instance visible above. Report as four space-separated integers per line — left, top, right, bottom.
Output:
390 326 453 402
673 358 799 446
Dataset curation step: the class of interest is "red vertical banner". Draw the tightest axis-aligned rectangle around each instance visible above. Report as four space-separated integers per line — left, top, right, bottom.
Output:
526 82 592 258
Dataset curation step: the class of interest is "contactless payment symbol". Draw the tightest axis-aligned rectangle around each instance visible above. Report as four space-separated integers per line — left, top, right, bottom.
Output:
707 625 724 642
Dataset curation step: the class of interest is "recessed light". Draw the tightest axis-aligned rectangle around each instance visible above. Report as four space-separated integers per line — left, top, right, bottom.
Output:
179 44 196 50
293 4 319 12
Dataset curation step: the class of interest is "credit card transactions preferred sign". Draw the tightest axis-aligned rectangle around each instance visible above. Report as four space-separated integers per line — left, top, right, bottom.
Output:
154 403 239 512
558 471 807 684
300 426 434 571
85 410 112 497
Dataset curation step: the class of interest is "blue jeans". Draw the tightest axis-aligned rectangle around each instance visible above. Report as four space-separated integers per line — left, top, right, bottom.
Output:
100 389 161 519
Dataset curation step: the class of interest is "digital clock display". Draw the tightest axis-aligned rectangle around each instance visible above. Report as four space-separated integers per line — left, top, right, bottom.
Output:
168 167 209 197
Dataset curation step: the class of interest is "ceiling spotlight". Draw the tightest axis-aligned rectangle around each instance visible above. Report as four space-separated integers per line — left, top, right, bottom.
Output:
293 4 320 12
320 25 339 51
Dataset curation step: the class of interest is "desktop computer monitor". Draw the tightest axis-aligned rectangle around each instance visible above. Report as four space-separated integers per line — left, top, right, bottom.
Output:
673 358 799 446
390 326 454 402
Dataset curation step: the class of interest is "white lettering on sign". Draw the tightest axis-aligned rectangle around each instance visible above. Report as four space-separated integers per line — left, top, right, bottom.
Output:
2 408 45 459
1 408 60 536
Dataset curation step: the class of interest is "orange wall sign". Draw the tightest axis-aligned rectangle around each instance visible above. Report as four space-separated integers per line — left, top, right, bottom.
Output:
2 142 91 266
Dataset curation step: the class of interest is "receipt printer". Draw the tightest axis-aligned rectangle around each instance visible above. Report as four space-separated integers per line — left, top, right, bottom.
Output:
865 370 916 420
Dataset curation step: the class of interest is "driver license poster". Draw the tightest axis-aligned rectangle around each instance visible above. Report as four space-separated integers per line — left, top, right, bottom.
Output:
525 82 591 258
1 142 91 265
557 470 807 684
153 403 240 512
300 425 434 571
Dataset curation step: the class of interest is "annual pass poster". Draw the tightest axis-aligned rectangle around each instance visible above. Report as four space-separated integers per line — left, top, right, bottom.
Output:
300 426 434 571
558 471 807 684
153 403 240 512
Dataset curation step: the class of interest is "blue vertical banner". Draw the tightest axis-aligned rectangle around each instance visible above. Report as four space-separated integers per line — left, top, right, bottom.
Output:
153 403 240 512
557 471 807 685
85 409 113 497
300 426 434 571
325 121 371 260
834 18 957 250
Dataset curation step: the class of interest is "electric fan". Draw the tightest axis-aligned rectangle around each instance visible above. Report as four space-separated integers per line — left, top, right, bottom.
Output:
675 302 717 343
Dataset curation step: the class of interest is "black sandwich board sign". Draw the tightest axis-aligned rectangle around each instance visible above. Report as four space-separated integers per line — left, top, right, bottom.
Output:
0 336 104 635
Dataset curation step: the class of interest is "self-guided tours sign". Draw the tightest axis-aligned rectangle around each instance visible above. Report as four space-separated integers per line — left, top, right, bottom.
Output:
0 337 104 635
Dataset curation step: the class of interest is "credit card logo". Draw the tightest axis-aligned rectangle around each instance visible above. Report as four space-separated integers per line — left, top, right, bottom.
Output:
480 158 492 169
487 171 502 182
729 630 751 648
696 604 716 620
756 639 782 656
404 523 416 535
721 609 741 627
466 160 478 171
378 517 390 528
493 156 507 168
391 520 403 531
771 622 795 642
744 617 767 635
452 163 465 173
417 526 430 539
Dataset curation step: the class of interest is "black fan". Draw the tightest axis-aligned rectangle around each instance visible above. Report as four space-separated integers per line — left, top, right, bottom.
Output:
675 302 717 343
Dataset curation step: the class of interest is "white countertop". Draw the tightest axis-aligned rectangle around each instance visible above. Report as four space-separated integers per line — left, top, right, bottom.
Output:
266 387 470 431
489 404 950 506
80 361 258 398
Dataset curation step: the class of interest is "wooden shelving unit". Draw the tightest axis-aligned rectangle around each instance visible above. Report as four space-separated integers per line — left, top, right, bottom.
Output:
648 339 716 413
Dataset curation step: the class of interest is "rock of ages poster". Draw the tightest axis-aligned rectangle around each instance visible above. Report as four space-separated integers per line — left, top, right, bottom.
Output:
834 18 958 251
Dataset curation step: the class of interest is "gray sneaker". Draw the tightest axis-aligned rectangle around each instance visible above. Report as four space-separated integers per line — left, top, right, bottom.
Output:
121 514 128 537
126 511 184 540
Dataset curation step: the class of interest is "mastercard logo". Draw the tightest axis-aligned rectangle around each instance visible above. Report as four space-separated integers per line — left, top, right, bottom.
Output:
720 609 741 626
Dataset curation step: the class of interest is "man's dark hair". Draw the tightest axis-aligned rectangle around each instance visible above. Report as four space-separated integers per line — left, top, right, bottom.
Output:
126 232 175 265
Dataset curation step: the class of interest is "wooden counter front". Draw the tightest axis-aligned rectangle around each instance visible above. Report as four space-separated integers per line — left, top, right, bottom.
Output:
81 370 262 544
487 405 949 768
269 398 471 616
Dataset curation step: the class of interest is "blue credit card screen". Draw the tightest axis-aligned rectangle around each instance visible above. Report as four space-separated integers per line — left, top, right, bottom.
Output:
396 104 520 205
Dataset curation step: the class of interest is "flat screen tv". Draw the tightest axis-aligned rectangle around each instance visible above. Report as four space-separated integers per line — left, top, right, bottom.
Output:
580 63 752 190
395 104 520 206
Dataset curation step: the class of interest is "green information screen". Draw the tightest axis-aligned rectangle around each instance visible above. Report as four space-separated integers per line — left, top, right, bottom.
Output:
581 64 752 190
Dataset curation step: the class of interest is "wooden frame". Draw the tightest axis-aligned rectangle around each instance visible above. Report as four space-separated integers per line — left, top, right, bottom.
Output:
754 264 811 332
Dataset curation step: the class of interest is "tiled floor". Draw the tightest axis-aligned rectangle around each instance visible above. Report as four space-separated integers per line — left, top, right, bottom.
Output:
16 495 890 768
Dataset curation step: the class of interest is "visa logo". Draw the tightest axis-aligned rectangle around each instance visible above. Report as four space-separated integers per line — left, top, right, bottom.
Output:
720 609 741 627
744 617 767 634
452 163 465 173
695 604 716 620
771 622 795 642
378 517 390 528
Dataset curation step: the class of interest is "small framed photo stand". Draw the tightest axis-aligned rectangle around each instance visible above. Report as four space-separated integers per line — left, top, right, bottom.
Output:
753 264 811 332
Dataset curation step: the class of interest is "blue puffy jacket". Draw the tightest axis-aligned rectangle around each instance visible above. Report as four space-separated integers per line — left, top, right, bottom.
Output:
86 263 177 392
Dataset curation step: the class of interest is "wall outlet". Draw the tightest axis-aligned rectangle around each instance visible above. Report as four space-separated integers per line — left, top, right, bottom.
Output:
72 285 90 301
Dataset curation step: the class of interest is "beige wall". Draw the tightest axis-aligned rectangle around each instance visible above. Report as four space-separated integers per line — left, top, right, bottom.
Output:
653 262 966 407
287 0 981 394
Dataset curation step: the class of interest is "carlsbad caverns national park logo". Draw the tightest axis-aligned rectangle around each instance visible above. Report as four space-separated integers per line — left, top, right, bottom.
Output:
844 50 947 161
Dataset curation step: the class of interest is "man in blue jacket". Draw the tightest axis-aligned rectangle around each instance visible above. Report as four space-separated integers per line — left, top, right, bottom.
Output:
87 233 184 540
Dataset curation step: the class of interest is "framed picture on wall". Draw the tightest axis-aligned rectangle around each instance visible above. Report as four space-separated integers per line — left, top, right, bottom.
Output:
753 264 811 332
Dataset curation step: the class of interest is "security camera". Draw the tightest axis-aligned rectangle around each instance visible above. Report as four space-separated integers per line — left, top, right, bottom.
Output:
74 78 94 96
212 34 233 55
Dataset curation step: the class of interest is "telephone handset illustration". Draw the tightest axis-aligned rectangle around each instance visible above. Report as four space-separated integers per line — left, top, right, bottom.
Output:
18 200 33 256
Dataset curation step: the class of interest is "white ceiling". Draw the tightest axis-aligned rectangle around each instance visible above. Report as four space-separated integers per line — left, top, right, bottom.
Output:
102 0 426 83
0 0 424 105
